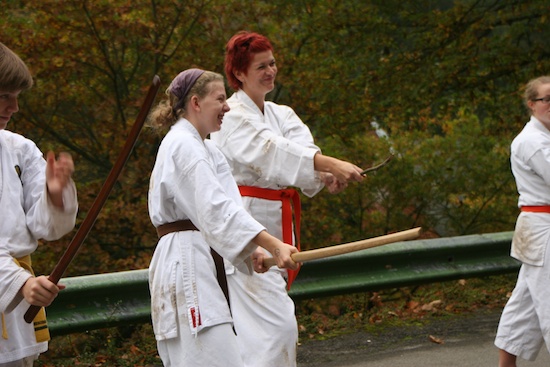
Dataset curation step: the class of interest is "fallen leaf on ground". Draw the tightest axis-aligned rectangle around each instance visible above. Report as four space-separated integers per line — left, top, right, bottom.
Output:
429 335 445 344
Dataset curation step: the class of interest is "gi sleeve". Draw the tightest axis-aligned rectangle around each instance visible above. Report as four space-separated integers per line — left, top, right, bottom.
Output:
220 109 324 196
168 145 265 266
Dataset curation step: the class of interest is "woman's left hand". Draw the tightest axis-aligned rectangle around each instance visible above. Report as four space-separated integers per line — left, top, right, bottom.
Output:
320 172 348 194
252 247 268 273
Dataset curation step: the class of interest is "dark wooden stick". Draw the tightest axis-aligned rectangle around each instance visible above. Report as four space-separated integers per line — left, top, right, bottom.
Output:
24 75 161 323
361 154 393 175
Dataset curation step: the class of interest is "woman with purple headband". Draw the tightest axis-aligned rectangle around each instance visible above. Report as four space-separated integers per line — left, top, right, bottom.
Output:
147 68 298 366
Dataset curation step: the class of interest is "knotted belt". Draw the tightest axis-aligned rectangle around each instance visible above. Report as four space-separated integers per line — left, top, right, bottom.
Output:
238 186 302 290
1 255 50 342
156 220 231 310
521 206 550 213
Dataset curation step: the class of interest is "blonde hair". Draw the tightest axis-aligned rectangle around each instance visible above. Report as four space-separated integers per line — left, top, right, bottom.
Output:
0 42 33 92
523 76 550 113
148 71 223 130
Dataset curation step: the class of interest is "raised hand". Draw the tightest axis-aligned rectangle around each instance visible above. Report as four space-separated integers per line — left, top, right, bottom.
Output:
46 151 74 208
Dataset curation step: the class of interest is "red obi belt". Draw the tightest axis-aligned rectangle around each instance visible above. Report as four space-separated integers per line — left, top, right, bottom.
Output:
521 206 550 213
238 186 302 290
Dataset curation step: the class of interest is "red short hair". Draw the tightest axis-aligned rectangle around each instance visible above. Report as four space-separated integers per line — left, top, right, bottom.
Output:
224 31 273 91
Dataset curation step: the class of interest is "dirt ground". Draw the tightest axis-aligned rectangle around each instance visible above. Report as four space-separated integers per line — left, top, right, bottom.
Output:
296 308 503 367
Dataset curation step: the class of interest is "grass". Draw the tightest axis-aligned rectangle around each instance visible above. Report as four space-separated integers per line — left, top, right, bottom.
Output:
36 274 517 366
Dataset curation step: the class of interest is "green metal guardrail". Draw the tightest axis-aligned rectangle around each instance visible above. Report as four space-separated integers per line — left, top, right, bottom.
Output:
47 231 519 336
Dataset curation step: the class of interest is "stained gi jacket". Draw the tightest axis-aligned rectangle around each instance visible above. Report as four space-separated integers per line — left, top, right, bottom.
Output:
510 116 550 266
148 119 264 338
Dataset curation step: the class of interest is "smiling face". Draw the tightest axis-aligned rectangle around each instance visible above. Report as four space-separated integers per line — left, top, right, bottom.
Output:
0 90 21 130
528 83 550 128
194 80 230 139
236 50 277 103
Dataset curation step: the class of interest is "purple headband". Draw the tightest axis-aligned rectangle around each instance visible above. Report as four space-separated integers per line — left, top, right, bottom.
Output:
168 68 205 113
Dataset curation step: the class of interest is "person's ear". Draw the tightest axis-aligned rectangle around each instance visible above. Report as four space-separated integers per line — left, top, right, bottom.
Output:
527 100 535 113
190 95 200 111
234 71 244 83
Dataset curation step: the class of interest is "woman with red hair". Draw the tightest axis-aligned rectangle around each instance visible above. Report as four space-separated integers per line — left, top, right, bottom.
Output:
211 31 364 367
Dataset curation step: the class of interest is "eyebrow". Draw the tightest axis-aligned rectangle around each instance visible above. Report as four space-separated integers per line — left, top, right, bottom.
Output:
253 58 275 66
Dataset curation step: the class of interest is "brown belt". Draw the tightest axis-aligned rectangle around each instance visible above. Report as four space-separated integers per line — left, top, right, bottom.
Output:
156 219 199 237
155 220 232 316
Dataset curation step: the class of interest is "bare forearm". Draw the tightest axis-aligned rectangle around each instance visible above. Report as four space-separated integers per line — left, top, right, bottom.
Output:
314 153 339 173
253 231 285 255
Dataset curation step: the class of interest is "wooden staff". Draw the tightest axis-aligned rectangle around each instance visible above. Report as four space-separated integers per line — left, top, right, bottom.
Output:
263 227 421 268
24 75 161 323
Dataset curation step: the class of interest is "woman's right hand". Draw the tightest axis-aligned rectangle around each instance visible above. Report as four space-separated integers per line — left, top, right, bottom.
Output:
270 240 299 270
253 231 299 270
314 153 364 186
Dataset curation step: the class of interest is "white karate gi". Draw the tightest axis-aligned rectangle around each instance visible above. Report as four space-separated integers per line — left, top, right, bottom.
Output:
495 116 550 361
210 90 325 367
148 119 265 367
0 130 78 365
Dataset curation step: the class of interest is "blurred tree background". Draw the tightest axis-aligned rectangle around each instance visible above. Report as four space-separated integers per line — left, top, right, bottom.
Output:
1 0 548 277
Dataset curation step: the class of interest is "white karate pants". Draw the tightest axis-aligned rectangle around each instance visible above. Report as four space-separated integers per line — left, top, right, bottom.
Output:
228 269 298 367
495 259 550 361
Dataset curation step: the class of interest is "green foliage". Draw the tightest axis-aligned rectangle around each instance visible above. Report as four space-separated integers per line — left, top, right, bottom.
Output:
1 0 547 274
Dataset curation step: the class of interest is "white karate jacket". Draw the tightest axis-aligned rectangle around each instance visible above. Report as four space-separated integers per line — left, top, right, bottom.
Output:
148 119 264 338
0 129 78 363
